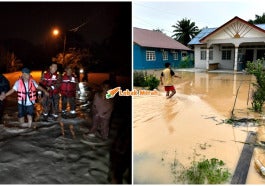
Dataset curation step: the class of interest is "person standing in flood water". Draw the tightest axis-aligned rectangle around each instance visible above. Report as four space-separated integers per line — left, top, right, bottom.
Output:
0 74 10 123
88 80 114 140
60 66 79 118
160 62 181 99
39 62 62 121
0 68 49 127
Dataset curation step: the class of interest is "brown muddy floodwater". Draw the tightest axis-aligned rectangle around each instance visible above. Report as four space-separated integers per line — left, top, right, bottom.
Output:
133 70 265 184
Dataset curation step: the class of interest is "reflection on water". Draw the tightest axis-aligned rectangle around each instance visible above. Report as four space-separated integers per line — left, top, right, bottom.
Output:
163 99 178 134
175 72 256 118
59 122 76 139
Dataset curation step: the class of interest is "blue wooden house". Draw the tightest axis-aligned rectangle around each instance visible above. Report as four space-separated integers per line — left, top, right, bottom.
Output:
133 27 194 70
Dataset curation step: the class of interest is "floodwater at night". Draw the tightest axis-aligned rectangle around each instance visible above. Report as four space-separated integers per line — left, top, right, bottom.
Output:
0 71 131 184
133 70 265 184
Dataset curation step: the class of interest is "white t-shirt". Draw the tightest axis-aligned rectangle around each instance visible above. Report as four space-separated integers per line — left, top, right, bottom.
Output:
13 79 38 106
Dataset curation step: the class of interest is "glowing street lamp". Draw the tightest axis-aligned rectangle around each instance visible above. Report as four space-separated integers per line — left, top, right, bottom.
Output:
52 29 60 36
52 28 66 63
51 21 88 65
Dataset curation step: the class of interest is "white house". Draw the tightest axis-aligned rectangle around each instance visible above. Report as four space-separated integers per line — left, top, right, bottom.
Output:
188 16 265 71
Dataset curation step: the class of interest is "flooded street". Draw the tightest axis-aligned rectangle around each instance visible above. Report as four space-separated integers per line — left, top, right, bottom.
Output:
133 70 265 184
0 71 131 184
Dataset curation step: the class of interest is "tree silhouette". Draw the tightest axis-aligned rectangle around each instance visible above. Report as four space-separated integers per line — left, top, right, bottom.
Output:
52 48 91 69
172 18 200 46
0 46 22 73
248 13 265 24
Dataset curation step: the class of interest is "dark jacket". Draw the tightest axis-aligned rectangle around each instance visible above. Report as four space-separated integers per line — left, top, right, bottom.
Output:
0 74 10 94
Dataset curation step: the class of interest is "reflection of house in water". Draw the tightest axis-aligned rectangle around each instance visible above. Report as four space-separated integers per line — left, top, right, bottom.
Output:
189 16 265 71
179 72 254 107
178 71 254 116
194 72 252 94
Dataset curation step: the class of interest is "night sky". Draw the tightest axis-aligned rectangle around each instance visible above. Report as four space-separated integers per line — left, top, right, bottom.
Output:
0 2 131 45
0 2 132 76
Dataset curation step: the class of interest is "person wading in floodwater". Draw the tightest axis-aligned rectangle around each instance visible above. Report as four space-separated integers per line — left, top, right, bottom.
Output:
0 68 49 127
39 62 61 121
60 65 79 118
0 73 10 123
160 62 181 99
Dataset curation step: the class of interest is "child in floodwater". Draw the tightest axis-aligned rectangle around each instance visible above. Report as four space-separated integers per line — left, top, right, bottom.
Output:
160 62 181 99
89 80 114 140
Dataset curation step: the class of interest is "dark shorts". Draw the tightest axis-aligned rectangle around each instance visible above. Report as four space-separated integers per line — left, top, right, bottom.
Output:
18 104 34 118
0 101 4 120
164 86 175 91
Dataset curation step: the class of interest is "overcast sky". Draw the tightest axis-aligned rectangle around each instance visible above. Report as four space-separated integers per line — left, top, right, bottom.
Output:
132 0 265 37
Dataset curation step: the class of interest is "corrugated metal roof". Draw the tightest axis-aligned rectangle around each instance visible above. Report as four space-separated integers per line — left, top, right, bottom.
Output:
133 27 191 51
188 28 216 45
188 21 265 45
256 24 265 30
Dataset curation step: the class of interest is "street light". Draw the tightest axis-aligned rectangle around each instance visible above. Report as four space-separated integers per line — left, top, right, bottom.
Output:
52 29 59 36
52 28 66 64
51 21 88 65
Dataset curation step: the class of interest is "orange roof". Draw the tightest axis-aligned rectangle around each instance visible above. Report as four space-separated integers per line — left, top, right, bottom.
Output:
134 27 191 51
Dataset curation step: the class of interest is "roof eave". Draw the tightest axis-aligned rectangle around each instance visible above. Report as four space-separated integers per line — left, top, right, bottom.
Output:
200 16 265 43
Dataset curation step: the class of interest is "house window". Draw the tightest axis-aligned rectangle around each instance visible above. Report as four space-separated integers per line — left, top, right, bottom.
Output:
201 49 212 60
146 50 156 61
190 53 194 60
173 52 178 60
222 50 231 60
209 50 213 60
162 51 168 61
257 49 265 60
200 51 206 60
181 51 187 60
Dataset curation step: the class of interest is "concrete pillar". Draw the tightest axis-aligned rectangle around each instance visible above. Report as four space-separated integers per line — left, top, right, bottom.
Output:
234 46 238 71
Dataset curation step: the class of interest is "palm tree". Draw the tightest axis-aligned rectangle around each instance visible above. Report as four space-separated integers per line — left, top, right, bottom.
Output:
172 18 200 46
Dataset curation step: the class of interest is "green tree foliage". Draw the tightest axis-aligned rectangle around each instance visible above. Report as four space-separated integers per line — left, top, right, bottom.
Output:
246 59 265 112
133 71 148 87
172 18 200 46
179 56 193 68
133 71 160 90
248 13 265 24
145 74 160 90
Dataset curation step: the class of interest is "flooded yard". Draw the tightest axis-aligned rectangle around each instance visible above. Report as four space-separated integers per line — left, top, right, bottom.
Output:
133 70 265 184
